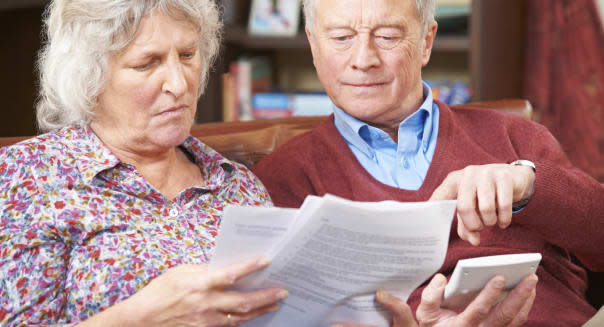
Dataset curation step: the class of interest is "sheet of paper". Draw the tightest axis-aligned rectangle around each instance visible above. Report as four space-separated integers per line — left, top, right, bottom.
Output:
211 195 456 327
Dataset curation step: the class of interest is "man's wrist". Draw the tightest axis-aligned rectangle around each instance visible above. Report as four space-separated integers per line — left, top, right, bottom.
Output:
510 159 536 211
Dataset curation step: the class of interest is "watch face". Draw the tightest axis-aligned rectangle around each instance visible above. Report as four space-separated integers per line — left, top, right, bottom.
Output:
510 160 536 172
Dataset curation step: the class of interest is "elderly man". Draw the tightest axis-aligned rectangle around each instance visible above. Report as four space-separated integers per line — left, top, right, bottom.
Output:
252 0 604 326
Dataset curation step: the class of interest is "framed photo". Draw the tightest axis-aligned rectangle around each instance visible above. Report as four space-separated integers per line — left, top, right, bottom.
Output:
248 0 301 37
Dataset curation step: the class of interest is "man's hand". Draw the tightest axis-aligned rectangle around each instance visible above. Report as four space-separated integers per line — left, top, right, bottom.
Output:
330 290 418 327
415 273 537 327
429 164 535 245
331 273 537 327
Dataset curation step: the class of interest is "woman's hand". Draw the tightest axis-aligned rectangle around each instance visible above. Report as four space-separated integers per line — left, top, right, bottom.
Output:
83 256 288 327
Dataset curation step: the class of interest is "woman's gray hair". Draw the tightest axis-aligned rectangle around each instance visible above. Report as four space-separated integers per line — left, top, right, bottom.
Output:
36 0 222 132
303 0 436 35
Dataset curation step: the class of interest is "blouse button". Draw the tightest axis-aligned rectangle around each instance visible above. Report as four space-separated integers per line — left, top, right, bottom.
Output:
169 208 179 217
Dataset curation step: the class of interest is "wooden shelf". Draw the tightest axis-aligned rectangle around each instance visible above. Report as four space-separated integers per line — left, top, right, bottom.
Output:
225 25 469 52
225 25 309 50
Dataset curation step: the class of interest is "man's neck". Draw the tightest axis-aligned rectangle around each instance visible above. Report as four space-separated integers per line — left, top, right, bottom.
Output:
368 88 427 143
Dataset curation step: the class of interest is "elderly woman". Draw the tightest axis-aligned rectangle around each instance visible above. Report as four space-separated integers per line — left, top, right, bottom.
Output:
0 0 288 325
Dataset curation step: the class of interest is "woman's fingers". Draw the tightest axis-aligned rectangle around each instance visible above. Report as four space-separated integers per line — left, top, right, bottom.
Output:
226 303 280 326
204 256 271 289
212 288 289 314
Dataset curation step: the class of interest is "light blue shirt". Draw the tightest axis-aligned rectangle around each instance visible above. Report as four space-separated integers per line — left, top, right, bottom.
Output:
334 81 439 190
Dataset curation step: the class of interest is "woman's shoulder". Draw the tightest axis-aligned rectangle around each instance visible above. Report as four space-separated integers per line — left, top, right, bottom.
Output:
2 128 71 159
0 127 83 179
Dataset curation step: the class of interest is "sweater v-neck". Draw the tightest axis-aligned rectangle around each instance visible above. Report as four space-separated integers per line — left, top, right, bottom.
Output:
315 100 454 201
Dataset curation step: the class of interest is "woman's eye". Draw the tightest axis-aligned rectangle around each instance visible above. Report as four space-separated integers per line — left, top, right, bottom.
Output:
134 62 152 71
180 52 195 59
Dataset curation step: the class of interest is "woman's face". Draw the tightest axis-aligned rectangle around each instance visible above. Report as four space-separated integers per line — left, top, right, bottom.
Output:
93 10 202 154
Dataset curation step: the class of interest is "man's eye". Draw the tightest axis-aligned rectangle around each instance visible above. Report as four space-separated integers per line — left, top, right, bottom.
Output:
374 35 401 49
330 35 354 49
334 35 352 42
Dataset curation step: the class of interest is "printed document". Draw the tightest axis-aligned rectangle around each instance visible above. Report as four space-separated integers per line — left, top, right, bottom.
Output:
210 194 456 327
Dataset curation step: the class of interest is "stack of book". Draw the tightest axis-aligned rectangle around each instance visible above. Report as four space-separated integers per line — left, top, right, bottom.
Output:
222 56 334 121
222 56 272 121
252 92 333 118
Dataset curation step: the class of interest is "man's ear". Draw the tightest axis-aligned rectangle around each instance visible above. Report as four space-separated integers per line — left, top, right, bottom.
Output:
421 22 438 67
306 26 318 68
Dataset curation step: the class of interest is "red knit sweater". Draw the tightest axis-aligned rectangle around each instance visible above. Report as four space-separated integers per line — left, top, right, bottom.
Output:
252 102 604 326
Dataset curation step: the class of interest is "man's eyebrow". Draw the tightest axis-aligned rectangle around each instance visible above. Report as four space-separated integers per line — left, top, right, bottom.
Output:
323 22 407 31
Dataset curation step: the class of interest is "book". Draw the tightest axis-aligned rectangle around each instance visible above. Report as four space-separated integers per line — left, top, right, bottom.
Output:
248 0 302 36
232 56 273 121
210 194 457 327
251 92 334 119
221 72 237 122
252 92 292 119
221 61 242 122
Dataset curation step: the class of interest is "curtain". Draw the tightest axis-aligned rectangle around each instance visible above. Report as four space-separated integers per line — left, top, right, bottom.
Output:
524 0 604 182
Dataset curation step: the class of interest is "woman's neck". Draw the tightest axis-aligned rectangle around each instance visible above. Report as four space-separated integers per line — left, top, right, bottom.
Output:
90 125 202 200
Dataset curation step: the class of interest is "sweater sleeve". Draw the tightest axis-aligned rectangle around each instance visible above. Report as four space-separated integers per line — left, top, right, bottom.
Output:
511 120 604 271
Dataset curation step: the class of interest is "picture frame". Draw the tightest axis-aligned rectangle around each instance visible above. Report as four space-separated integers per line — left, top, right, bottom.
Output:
247 0 301 37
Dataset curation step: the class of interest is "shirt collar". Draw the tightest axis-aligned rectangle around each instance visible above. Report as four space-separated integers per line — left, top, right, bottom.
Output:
70 125 235 190
333 81 435 157
70 125 121 183
179 136 236 191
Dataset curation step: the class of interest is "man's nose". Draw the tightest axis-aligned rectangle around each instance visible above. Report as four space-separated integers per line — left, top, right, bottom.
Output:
351 34 381 71
162 58 187 98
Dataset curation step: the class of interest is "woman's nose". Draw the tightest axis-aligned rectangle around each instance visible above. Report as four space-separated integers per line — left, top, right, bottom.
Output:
162 58 187 97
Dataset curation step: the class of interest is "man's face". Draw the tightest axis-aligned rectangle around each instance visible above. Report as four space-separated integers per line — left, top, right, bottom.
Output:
307 0 436 128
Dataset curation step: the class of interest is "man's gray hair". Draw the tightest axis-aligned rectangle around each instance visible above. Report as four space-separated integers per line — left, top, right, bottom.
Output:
302 0 436 34
36 0 222 132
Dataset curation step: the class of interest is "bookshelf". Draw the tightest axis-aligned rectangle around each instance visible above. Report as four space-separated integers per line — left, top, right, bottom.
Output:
0 0 528 136
204 0 527 123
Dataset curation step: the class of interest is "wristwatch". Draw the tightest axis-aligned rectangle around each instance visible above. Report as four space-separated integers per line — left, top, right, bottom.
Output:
509 159 536 210
510 159 536 172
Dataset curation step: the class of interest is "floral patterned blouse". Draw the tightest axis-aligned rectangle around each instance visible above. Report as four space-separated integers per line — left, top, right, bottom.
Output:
0 125 271 326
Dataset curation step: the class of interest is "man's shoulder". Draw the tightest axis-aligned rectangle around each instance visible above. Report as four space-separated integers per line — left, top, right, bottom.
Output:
449 105 527 122
263 119 333 159
252 119 336 174
447 105 542 133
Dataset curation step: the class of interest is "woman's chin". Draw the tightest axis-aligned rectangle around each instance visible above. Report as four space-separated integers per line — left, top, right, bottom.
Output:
147 124 191 149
